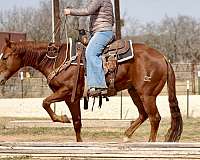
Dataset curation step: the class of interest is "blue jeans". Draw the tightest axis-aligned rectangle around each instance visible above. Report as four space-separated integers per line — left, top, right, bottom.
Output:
86 31 114 89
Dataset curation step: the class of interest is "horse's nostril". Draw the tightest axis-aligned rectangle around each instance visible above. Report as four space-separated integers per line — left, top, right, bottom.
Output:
0 77 6 85
0 80 4 85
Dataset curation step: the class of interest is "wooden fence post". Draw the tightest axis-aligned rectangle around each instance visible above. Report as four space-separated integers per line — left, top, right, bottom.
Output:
191 63 196 94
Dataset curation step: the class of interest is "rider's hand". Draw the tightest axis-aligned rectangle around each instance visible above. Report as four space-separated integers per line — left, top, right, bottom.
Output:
64 8 71 15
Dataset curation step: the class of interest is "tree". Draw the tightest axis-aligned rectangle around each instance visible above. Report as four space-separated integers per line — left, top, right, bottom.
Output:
0 0 86 42
159 15 200 62
125 15 200 63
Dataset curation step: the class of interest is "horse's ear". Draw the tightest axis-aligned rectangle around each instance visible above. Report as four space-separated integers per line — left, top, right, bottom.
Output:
5 38 11 48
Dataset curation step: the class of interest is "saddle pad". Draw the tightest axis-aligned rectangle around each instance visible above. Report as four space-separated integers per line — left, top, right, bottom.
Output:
70 40 134 64
117 40 134 63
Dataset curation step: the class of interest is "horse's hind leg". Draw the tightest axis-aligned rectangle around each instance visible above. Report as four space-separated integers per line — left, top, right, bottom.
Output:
143 95 161 142
42 88 71 123
124 86 148 141
66 100 82 142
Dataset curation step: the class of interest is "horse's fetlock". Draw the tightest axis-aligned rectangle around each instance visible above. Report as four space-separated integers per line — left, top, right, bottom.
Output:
52 114 59 121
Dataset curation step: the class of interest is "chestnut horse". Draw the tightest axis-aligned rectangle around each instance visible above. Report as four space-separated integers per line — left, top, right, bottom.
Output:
0 38 182 142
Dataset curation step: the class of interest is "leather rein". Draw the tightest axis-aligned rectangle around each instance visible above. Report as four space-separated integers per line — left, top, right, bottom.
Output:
46 16 70 84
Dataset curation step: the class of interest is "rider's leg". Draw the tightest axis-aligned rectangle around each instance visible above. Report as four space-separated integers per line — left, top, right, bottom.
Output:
86 31 114 95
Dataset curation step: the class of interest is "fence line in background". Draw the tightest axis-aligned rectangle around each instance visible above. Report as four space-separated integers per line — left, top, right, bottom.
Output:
0 63 200 98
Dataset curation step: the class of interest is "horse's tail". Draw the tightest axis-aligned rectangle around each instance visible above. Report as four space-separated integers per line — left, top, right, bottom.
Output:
164 59 183 142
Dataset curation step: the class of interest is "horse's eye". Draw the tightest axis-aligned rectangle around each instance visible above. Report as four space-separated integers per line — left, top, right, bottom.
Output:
1 54 8 61
2 57 7 61
0 53 8 61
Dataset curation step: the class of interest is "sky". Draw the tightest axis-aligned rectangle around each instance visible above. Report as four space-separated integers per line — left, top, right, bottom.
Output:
121 0 200 23
0 0 200 23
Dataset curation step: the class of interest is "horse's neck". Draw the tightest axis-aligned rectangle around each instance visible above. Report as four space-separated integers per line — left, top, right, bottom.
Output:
22 48 49 75
22 43 68 77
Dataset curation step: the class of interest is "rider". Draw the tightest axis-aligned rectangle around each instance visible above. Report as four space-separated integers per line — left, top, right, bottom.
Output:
64 0 114 96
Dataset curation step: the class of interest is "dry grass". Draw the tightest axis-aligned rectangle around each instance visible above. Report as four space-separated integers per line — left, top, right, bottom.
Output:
0 117 199 143
0 117 199 160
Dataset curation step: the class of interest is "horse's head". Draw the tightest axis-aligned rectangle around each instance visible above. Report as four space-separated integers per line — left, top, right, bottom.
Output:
0 39 23 85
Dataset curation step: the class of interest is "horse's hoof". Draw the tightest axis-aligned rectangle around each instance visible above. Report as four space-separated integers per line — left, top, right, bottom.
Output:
123 137 130 143
77 138 83 142
61 115 71 123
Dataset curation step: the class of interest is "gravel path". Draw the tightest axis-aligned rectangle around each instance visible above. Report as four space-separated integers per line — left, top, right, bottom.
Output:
0 95 199 119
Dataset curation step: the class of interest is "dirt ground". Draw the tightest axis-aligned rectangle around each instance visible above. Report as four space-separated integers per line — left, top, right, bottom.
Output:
0 117 199 143
0 95 200 119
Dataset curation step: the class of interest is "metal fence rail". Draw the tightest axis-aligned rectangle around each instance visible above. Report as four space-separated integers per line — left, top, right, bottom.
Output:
0 63 200 98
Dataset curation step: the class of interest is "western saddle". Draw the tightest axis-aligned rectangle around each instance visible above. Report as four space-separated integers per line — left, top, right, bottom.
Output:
78 29 131 97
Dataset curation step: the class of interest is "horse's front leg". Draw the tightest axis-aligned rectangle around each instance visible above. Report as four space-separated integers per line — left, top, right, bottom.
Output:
66 99 82 142
42 88 71 123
